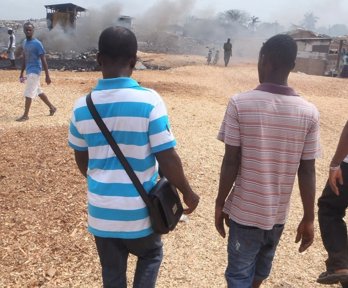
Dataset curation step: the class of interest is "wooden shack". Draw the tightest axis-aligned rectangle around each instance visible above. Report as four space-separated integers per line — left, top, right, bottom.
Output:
294 36 333 76
288 29 333 76
45 3 86 31
287 29 348 77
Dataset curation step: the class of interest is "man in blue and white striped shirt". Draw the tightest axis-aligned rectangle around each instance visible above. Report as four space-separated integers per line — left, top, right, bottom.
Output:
68 26 199 288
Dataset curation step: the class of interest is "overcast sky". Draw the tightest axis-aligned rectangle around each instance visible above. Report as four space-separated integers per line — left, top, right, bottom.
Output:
1 0 347 28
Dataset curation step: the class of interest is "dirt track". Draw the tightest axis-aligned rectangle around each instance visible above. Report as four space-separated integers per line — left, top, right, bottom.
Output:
0 54 347 287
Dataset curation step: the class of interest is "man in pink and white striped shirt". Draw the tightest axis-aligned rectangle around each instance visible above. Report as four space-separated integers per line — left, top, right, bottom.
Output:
215 34 321 288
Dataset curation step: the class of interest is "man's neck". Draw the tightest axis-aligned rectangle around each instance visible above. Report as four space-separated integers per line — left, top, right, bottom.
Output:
102 67 132 79
262 74 289 86
264 79 288 86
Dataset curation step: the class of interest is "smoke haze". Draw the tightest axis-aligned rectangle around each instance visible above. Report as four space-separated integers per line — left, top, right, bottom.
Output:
2 0 347 62
37 3 122 54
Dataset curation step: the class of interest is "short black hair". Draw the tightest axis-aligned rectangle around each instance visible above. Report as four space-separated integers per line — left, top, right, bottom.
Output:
23 22 34 29
98 26 137 63
260 34 297 71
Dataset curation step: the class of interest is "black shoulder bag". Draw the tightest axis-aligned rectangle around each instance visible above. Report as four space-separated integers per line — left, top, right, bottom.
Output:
86 93 183 234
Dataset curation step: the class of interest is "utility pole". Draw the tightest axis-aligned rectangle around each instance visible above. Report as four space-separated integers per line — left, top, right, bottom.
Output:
336 39 344 75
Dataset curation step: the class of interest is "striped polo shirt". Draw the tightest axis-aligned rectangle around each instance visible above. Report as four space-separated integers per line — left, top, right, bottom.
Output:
68 77 176 239
218 83 321 230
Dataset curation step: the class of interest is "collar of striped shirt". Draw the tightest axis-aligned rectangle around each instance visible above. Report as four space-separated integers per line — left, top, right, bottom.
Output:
255 82 299 96
94 77 140 91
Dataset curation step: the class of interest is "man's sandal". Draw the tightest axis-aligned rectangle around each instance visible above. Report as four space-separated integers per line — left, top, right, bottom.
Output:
317 271 348 284
49 107 57 116
16 115 29 122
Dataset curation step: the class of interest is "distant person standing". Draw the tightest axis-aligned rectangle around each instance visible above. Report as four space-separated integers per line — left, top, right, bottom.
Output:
341 51 348 78
207 49 212 65
213 50 220 65
7 28 16 68
223 38 232 67
344 52 348 65
16 22 56 122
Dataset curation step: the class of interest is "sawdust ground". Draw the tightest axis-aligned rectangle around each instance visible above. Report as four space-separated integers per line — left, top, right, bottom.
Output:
0 53 347 288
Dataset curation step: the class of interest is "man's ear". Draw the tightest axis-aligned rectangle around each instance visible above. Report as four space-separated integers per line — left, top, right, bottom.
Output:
96 52 102 66
258 53 267 67
262 54 274 71
129 56 137 69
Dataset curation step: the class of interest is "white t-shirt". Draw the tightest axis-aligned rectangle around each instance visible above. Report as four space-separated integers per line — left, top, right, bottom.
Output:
8 34 16 49
343 54 348 65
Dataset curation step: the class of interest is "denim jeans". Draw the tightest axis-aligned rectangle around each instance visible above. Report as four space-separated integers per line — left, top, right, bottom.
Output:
318 161 348 272
94 233 163 288
225 219 284 288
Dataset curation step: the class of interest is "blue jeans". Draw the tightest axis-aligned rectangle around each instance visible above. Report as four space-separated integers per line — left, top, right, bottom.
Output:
226 219 284 288
94 233 163 288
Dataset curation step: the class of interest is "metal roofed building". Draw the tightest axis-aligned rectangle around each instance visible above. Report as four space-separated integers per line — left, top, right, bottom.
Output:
45 3 86 31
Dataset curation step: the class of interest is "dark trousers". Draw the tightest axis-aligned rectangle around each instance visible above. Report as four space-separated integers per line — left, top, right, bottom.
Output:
318 161 348 272
224 52 231 66
95 233 163 288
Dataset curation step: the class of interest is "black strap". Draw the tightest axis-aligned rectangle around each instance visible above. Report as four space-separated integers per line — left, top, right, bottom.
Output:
86 93 152 208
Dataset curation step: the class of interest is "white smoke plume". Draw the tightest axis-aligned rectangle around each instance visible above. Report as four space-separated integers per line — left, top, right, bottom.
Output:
36 2 122 54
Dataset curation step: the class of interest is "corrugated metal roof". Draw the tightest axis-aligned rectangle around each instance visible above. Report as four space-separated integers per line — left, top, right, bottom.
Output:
44 3 86 12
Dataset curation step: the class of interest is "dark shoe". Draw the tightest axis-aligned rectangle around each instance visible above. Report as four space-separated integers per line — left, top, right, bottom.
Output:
49 107 57 116
317 271 348 284
16 115 29 122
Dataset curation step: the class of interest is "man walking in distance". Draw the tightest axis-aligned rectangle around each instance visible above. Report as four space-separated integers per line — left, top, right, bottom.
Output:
317 121 348 286
215 34 320 288
16 22 56 122
223 38 232 67
7 28 16 69
68 26 200 288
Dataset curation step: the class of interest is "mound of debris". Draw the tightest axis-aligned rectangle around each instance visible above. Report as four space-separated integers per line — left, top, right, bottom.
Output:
45 50 99 71
0 50 169 71
0 52 99 72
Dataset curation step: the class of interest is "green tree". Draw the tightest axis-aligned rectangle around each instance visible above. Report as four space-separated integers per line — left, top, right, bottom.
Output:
249 16 260 31
301 12 318 31
218 9 250 27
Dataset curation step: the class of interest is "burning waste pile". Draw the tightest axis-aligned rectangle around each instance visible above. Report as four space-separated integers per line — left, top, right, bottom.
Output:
0 19 100 71
44 50 100 72
13 18 102 71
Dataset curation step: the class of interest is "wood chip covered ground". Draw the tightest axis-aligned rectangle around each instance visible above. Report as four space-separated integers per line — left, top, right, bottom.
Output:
0 53 347 287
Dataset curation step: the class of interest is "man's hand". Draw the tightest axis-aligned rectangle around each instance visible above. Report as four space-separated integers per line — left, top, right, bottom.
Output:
295 219 314 252
45 75 51 85
182 191 199 214
328 168 343 196
215 204 229 238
